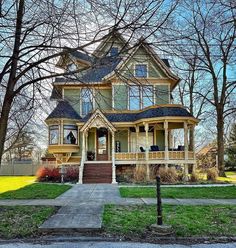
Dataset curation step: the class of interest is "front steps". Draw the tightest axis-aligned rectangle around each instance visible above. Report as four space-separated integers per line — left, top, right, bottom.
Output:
83 162 112 184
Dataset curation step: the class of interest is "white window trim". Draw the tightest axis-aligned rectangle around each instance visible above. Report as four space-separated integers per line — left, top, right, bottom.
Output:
134 62 149 78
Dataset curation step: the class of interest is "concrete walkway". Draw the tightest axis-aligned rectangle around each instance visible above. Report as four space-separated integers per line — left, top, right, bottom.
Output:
0 184 236 231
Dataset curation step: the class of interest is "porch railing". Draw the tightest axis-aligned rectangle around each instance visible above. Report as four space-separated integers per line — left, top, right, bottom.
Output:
115 151 194 161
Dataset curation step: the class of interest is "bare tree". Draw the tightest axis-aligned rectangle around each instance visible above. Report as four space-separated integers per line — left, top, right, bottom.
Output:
159 0 236 175
0 0 179 166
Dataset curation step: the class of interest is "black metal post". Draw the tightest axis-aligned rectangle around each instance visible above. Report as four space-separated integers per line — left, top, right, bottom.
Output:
156 175 163 225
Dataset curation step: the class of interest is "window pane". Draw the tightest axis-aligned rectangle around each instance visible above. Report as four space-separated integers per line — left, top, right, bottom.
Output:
81 89 93 115
49 126 59 145
135 64 147 78
110 47 119 56
130 97 140 110
143 85 153 108
63 125 78 145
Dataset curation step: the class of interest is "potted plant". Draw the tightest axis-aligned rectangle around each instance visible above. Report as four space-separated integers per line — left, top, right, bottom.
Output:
87 151 95 161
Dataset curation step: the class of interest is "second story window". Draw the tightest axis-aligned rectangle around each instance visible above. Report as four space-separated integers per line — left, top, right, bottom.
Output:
81 88 93 116
135 64 147 78
129 85 154 110
129 86 140 110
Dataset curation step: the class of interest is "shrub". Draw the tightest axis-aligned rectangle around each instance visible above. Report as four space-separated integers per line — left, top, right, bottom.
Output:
206 167 219 181
134 165 147 182
64 166 79 182
159 167 178 183
190 171 199 182
36 166 60 182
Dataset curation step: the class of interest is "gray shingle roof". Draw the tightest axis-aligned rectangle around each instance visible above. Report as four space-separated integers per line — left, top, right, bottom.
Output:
82 106 193 123
46 101 81 121
70 49 93 63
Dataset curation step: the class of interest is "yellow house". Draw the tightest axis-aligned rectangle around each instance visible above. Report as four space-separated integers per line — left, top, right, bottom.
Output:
45 32 199 183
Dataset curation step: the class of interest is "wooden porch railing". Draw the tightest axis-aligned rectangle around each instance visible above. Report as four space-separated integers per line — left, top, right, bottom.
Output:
115 151 195 161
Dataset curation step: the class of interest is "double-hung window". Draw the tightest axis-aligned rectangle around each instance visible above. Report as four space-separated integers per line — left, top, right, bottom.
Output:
81 88 93 116
129 85 154 110
135 64 147 78
129 85 140 110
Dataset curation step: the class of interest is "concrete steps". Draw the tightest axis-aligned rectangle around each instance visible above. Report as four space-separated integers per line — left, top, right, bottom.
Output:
83 163 112 184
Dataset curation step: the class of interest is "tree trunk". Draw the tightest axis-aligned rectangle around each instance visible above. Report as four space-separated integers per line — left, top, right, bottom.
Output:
217 108 225 176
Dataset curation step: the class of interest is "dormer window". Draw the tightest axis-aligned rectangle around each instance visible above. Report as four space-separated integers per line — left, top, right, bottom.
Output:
67 63 77 72
110 47 119 57
135 64 147 78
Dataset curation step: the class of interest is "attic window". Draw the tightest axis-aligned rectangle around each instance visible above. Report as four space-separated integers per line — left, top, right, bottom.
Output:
135 64 147 78
110 47 119 56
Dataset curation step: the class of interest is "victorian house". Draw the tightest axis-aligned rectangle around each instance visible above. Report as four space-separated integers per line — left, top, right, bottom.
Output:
45 32 199 183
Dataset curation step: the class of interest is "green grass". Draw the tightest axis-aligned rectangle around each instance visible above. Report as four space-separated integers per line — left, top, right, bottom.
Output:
103 205 236 237
119 186 236 199
0 183 71 199
0 206 56 238
0 176 36 193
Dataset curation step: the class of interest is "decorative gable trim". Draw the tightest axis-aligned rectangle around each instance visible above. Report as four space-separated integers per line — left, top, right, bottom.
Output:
80 109 116 133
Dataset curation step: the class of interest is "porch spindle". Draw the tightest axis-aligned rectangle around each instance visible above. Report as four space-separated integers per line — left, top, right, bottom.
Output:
136 126 139 160
145 123 150 181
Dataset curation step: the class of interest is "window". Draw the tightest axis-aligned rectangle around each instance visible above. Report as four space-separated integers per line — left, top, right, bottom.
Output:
129 85 154 110
63 125 78 144
135 64 147 78
129 86 140 110
49 125 59 145
81 88 93 116
143 85 154 108
110 47 119 57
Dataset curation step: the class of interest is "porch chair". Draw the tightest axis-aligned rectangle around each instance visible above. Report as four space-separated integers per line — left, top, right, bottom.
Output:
150 145 159 151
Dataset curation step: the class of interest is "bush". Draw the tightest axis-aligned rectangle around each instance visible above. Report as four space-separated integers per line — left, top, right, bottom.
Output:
134 165 147 182
64 166 79 182
206 167 219 181
190 171 199 182
36 166 60 182
159 167 178 183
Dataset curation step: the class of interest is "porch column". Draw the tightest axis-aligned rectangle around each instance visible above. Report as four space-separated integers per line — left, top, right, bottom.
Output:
78 131 86 184
60 120 63 144
184 121 188 160
144 123 150 181
135 126 139 160
164 121 169 160
111 132 117 184
191 125 196 173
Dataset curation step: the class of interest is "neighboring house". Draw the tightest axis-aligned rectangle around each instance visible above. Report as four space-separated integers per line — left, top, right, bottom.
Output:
45 32 199 183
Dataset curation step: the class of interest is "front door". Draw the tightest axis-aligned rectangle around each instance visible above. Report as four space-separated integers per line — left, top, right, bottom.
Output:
97 128 108 161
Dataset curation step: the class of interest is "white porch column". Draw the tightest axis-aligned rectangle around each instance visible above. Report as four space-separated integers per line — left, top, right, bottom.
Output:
164 121 169 160
78 131 86 184
191 125 196 173
60 120 63 144
135 126 139 160
144 123 150 181
184 121 188 160
111 132 117 184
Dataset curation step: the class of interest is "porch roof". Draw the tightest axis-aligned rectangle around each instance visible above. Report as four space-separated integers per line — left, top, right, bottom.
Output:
81 106 196 123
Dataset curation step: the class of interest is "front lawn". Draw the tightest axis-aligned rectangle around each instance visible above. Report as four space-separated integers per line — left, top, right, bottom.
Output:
0 206 56 239
0 176 36 193
103 205 236 237
119 186 236 199
0 183 71 199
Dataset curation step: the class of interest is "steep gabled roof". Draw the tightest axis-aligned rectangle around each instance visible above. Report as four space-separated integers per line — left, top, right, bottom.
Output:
103 40 180 88
46 101 81 121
